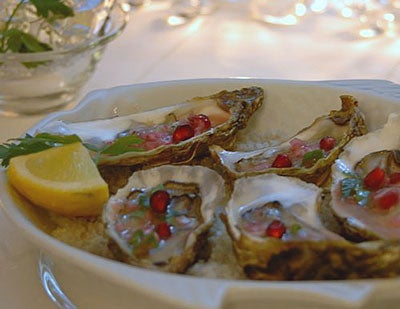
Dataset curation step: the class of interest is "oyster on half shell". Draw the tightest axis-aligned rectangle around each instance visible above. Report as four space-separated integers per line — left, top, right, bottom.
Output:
330 113 400 241
211 95 366 185
38 87 264 166
103 165 226 273
223 173 400 280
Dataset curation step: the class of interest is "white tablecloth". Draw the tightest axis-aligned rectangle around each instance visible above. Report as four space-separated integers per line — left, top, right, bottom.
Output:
2 1 400 307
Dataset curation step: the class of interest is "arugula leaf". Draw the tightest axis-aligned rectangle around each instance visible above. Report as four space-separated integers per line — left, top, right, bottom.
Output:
0 133 81 167
30 0 74 19
100 135 144 155
0 133 145 167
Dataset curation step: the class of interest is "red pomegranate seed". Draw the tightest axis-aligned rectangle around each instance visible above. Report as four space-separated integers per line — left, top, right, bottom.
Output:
156 222 171 239
271 154 292 168
390 173 400 184
266 220 286 238
319 136 336 152
150 190 170 213
373 189 399 210
188 114 211 133
363 167 386 191
172 124 195 143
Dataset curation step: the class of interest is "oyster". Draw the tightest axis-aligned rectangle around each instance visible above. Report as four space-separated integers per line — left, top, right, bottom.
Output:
211 95 366 185
330 113 400 241
38 87 264 166
223 173 400 280
103 165 226 273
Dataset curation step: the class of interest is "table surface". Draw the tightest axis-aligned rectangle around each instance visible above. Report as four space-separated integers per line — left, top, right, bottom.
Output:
2 1 400 307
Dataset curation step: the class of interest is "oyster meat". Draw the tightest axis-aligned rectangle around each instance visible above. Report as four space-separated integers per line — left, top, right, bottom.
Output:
38 87 264 166
330 113 400 241
211 95 366 185
103 165 226 273
223 173 400 280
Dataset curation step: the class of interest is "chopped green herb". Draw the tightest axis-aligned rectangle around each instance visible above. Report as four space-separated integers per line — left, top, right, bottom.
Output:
129 229 144 248
302 149 324 168
127 210 147 219
138 194 150 208
341 177 362 198
289 223 302 235
340 175 370 206
354 188 370 207
142 232 159 248
129 229 159 255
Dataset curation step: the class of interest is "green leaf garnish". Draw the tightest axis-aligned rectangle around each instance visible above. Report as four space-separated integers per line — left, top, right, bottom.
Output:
138 194 150 207
127 210 147 219
129 229 144 248
289 223 302 235
129 230 159 255
30 0 74 19
340 175 370 206
0 0 74 54
0 133 145 167
302 149 324 168
3 29 52 53
341 177 362 198
100 135 144 155
0 133 81 167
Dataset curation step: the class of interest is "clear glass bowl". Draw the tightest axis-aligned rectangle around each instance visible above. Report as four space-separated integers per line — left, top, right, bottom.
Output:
0 1 128 116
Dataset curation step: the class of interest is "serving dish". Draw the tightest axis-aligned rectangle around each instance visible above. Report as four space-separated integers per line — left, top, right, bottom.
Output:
1 78 400 308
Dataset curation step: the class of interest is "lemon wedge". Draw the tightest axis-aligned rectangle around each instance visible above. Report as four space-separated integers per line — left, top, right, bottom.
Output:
7 142 109 216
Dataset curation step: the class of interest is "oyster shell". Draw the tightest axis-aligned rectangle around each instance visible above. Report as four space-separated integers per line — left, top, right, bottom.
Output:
223 173 400 280
38 87 264 166
103 165 226 273
330 113 400 241
211 95 366 185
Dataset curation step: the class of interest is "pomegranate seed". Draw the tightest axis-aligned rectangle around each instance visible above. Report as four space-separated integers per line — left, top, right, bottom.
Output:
373 189 399 210
188 114 211 133
172 124 195 143
271 154 292 168
156 222 171 239
363 167 386 191
319 136 336 152
266 220 286 238
390 173 400 184
150 190 170 213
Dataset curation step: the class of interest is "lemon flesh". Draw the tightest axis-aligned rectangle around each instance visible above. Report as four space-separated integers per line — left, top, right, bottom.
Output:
7 142 109 217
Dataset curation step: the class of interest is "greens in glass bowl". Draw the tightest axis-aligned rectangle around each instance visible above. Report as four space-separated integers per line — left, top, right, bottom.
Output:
0 0 128 116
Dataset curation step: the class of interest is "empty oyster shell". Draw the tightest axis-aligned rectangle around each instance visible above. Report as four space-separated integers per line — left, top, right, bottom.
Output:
38 87 264 166
103 165 226 273
223 174 400 280
211 95 366 185
330 113 400 241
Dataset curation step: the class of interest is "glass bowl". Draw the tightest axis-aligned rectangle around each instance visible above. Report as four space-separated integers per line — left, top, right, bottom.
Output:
0 1 128 116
